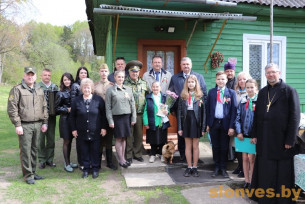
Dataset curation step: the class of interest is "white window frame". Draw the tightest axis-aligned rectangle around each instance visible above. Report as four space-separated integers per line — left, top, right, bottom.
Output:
243 34 286 87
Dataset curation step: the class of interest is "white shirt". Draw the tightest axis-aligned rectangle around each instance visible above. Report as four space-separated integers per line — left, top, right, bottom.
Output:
215 86 225 119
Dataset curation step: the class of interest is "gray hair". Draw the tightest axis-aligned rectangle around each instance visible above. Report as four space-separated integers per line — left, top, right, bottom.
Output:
80 78 95 93
181 57 192 64
114 70 125 77
265 63 280 71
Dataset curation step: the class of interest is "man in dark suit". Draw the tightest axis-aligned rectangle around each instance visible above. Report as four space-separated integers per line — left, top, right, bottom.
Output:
169 57 207 161
206 71 237 178
251 63 300 203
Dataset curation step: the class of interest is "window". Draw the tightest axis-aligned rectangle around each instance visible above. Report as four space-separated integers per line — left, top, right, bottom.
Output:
243 34 286 88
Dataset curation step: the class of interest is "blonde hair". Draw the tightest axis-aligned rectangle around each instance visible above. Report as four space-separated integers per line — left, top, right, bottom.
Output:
235 71 252 91
80 78 95 93
180 75 203 100
99 64 109 71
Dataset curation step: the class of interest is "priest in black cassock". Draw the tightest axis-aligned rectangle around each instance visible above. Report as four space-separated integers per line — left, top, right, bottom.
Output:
250 63 300 204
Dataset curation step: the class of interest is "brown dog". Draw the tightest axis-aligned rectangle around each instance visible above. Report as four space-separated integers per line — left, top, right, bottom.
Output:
162 141 176 164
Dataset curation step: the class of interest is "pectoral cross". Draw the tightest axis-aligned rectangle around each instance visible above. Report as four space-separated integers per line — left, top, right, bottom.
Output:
266 101 271 112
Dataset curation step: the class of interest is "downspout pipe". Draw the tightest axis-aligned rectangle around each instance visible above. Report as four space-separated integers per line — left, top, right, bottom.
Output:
94 6 257 21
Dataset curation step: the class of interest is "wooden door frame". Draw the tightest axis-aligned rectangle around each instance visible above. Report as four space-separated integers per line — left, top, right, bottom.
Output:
137 39 187 65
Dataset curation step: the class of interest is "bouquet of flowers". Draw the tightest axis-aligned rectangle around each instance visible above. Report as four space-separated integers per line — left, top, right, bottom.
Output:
211 51 224 69
165 90 179 109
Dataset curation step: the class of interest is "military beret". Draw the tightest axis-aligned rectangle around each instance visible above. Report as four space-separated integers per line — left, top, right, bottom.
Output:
24 66 36 74
126 60 143 72
224 62 235 71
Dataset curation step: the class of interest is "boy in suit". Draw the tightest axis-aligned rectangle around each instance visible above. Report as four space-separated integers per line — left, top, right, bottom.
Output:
206 71 237 178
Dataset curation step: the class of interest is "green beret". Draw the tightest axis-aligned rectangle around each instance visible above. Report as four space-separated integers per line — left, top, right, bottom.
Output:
126 60 143 72
24 66 36 74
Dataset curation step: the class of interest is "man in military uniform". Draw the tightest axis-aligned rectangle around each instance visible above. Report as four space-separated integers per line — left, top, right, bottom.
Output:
38 68 59 169
7 67 48 184
95 64 117 170
124 60 148 163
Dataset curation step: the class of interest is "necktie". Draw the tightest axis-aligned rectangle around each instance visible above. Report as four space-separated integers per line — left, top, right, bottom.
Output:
217 89 223 103
155 72 160 81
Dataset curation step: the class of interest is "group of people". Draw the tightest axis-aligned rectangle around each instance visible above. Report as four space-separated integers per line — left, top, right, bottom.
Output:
7 55 300 204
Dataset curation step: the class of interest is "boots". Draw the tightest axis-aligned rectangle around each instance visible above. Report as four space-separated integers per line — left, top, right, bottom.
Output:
106 149 117 170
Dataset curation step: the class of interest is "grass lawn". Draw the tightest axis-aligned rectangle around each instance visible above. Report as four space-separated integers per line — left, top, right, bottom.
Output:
0 85 189 204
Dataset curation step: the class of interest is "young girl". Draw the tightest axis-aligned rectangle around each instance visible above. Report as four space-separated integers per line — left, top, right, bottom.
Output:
177 75 206 177
55 73 78 172
235 79 258 188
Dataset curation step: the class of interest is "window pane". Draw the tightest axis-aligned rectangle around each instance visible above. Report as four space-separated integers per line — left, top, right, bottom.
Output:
267 43 279 65
146 51 155 71
249 44 262 88
166 51 174 75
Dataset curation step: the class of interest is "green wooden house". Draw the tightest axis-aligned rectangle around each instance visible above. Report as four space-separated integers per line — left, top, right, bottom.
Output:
85 0 305 112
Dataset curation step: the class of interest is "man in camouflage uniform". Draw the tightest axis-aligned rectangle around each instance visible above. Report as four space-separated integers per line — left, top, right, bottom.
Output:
124 60 148 163
7 67 48 184
38 68 59 169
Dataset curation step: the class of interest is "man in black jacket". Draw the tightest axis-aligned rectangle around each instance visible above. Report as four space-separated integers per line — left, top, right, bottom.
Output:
251 63 300 203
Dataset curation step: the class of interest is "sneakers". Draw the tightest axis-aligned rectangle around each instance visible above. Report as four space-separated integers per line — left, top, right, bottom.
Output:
192 168 199 177
160 155 165 162
64 164 74 172
183 168 193 177
70 163 78 168
149 155 156 163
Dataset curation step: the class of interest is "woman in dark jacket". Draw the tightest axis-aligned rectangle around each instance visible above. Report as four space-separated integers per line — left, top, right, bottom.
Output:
71 66 90 169
143 81 170 163
55 73 78 172
70 78 107 179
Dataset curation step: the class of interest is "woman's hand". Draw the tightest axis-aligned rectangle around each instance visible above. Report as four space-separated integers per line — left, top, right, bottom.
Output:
237 133 244 141
178 130 183 136
206 126 210 133
100 129 106 137
131 122 136 126
109 124 114 128
251 138 257 144
228 128 235 136
72 130 78 138
163 110 168 115
144 125 149 129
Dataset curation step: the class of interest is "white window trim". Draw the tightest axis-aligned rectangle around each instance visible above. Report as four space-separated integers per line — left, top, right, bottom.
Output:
243 34 286 87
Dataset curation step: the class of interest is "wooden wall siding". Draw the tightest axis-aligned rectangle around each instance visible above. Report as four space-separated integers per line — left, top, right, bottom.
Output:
210 18 305 111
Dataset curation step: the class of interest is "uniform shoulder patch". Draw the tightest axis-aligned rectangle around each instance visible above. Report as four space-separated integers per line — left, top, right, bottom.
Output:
9 94 14 101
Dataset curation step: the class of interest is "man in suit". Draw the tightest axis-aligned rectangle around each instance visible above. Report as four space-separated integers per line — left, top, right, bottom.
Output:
108 57 128 83
250 63 300 203
143 55 172 94
206 71 237 178
169 57 207 161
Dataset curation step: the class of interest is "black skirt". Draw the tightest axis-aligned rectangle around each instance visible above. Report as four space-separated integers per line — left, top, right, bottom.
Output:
59 114 73 139
113 114 131 138
182 110 201 138
146 127 167 145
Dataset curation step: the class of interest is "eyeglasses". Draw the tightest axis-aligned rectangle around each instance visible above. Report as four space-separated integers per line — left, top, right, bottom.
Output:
265 71 279 75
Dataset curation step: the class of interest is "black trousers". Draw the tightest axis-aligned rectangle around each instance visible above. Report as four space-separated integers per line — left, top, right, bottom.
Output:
150 144 164 156
79 139 101 172
210 119 230 170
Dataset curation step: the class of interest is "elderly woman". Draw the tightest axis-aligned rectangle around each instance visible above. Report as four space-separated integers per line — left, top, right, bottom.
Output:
55 73 78 172
70 78 107 179
231 72 252 177
105 70 136 168
143 81 170 163
71 66 90 169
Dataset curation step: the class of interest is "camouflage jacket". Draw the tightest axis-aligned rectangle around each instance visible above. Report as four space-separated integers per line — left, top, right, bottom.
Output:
124 76 148 113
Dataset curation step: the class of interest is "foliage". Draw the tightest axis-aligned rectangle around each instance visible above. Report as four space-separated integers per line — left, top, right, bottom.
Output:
210 51 224 69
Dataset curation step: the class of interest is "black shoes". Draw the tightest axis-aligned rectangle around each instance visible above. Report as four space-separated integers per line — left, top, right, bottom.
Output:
237 171 244 178
82 171 89 178
119 163 128 168
192 168 199 177
26 179 35 184
46 161 56 167
39 163 46 169
243 182 250 189
34 174 44 180
107 163 117 170
126 158 133 164
92 171 99 179
133 157 144 162
179 155 186 162
221 169 229 178
183 168 193 177
232 168 241 174
211 168 220 178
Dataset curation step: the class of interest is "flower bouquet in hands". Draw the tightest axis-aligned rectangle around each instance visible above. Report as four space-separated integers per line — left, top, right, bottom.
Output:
165 90 179 109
